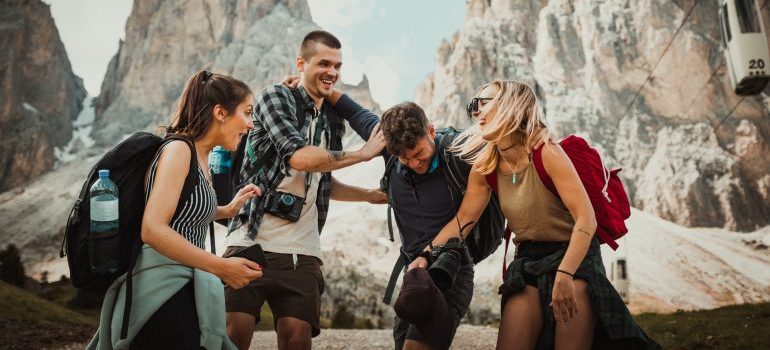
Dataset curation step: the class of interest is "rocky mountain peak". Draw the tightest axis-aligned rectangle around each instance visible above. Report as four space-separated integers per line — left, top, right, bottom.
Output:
415 0 770 231
92 0 376 144
0 0 86 192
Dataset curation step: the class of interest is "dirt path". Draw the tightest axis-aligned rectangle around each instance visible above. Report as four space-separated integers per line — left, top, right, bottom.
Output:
248 325 499 350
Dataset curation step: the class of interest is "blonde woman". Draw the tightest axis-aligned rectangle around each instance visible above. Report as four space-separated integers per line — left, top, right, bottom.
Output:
417 81 659 349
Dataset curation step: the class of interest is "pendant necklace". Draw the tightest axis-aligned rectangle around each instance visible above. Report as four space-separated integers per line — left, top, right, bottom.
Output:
500 153 526 184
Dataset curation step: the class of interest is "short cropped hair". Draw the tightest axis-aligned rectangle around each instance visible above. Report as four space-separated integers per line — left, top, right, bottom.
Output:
300 30 342 60
380 102 430 156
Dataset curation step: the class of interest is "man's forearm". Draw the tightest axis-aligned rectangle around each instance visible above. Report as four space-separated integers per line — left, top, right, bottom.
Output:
289 146 369 172
330 176 370 201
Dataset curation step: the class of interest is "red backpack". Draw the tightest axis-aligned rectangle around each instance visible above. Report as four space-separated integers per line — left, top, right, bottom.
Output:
487 135 631 276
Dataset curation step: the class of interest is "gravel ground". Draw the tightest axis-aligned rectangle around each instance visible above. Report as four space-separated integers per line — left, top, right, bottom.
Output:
248 325 499 350
57 325 499 349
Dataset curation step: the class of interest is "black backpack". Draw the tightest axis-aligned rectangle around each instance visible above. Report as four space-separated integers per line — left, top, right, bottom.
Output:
60 132 214 339
381 127 506 303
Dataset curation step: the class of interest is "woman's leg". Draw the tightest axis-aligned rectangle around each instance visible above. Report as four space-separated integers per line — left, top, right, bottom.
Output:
554 279 597 350
496 286 542 350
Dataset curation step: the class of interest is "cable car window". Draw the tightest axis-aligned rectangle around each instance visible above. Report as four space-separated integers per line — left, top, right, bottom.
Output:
723 4 732 42
720 5 730 45
735 0 761 33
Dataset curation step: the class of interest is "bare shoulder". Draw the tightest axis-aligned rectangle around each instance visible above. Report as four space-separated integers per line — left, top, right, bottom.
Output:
469 163 491 187
156 139 192 172
540 142 569 166
539 142 576 178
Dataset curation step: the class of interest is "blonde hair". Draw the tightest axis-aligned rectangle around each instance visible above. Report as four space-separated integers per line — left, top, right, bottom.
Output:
451 80 547 174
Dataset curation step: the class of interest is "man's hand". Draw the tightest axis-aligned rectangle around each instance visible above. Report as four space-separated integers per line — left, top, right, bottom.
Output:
528 127 553 153
407 256 428 271
282 75 300 89
366 189 388 204
407 245 432 271
357 123 386 160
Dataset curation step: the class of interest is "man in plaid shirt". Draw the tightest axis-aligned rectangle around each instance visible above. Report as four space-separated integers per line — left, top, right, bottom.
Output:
223 31 387 350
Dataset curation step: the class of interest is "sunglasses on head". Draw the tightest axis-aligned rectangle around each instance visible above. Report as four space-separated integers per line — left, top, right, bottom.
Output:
465 97 494 118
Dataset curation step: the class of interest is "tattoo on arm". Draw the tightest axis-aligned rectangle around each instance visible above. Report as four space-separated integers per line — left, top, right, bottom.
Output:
327 150 346 163
576 228 593 237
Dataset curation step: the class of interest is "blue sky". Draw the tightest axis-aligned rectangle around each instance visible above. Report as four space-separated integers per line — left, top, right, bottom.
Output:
46 0 466 107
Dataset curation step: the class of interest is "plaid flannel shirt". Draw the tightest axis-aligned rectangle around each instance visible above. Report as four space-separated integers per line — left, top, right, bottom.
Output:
228 85 345 240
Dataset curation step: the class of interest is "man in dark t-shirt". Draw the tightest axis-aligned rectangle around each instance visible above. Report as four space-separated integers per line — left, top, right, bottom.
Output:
332 97 474 350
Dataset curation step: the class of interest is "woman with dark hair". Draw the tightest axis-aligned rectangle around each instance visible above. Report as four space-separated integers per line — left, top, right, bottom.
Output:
88 70 263 350
424 80 659 349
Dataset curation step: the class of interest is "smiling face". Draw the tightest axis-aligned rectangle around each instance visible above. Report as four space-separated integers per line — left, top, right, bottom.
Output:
397 126 437 174
215 95 255 151
473 85 499 130
298 42 342 101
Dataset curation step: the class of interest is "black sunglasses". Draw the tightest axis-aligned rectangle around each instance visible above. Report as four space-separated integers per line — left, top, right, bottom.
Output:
465 97 493 118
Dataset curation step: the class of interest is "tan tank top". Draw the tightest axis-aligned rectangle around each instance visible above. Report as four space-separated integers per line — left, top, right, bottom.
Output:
498 160 574 243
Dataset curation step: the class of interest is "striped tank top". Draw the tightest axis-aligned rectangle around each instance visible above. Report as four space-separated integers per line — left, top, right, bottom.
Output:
144 140 217 249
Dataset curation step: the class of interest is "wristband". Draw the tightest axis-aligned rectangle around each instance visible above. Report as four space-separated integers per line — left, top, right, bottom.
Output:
556 269 574 278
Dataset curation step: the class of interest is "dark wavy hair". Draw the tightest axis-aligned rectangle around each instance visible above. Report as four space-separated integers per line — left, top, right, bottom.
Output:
380 102 430 156
166 70 252 139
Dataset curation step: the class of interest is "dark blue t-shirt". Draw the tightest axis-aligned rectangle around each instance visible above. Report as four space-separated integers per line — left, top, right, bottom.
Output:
387 137 461 254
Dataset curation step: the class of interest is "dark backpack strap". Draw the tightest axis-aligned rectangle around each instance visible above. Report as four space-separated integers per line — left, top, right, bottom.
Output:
290 88 308 132
209 222 216 254
501 228 513 280
383 249 411 304
532 147 558 198
381 155 399 242
120 244 142 339
484 172 512 279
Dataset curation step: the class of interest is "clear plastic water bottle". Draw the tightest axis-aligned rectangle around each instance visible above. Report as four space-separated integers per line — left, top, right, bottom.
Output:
89 169 119 274
209 146 232 174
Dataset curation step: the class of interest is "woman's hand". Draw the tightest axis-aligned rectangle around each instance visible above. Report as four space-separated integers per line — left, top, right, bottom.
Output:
222 184 261 218
214 257 263 289
551 272 579 324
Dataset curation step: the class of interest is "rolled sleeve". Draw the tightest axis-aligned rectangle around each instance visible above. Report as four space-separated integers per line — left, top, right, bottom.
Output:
257 85 307 175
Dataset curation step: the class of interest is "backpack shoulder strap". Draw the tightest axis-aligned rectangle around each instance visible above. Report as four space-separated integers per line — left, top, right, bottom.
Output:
162 135 200 196
485 172 498 194
532 146 558 198
289 88 307 132
381 154 399 243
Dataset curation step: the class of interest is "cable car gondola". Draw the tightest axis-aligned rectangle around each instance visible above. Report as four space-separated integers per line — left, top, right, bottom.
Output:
719 0 770 95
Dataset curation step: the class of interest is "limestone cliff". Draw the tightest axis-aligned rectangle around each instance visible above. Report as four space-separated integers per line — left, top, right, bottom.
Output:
93 0 378 143
0 0 86 192
415 0 770 231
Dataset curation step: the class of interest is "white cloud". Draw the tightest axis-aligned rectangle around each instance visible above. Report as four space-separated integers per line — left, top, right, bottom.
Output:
362 55 402 107
307 0 375 29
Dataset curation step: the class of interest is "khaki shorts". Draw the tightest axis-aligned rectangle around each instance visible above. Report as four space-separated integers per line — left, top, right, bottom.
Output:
223 247 325 337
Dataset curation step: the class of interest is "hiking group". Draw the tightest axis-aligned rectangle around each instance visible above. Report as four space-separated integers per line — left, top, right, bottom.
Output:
76 30 661 350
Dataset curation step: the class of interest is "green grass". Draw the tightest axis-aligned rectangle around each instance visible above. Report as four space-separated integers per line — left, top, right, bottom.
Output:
0 280 97 349
0 280 96 326
636 302 770 349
